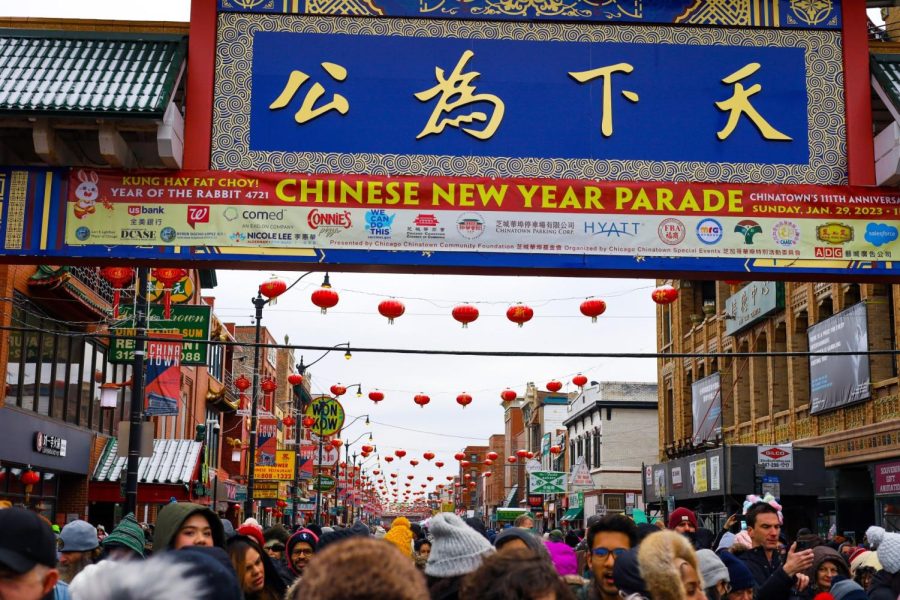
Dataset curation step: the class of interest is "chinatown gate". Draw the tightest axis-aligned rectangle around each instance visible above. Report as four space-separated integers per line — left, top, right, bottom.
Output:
0 0 896 527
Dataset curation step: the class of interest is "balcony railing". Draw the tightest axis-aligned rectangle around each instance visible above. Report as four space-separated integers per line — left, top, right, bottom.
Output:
69 267 115 304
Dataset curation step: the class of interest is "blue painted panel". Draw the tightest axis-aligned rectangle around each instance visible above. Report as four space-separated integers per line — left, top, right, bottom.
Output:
249 32 808 166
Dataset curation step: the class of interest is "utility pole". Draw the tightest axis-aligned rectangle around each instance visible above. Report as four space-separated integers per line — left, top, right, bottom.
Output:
124 267 148 516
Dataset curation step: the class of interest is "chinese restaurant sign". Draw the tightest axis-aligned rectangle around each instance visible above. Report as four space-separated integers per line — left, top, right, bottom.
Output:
218 1 841 29
212 15 844 185
255 450 296 481
65 170 900 263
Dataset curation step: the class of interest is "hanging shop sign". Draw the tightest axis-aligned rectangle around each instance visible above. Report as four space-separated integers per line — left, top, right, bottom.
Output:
724 281 785 336
691 372 722 445
808 303 872 415
218 1 840 30
757 445 794 470
34 432 67 457
313 474 336 492
144 334 183 417
304 397 345 437
110 304 212 366
212 15 843 185
255 450 296 481
875 460 900 496
529 471 567 495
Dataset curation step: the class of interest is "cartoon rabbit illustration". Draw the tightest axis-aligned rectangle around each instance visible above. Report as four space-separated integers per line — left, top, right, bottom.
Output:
73 169 99 219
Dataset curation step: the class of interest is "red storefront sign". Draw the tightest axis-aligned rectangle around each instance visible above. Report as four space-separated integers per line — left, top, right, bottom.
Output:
875 460 900 496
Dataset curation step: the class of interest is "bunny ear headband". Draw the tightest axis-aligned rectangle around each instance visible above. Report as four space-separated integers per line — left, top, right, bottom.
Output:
742 493 784 524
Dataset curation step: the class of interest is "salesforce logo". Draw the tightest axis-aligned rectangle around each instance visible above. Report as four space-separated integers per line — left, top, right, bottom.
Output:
696 218 723 245
865 223 898 247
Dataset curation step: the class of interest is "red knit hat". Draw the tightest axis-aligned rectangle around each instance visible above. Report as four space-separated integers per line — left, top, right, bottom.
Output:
667 507 697 529
237 524 265 547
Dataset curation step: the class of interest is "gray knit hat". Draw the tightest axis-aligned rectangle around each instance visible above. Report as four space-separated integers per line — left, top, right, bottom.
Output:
866 526 886 550
877 531 900 574
424 513 494 578
696 549 728 588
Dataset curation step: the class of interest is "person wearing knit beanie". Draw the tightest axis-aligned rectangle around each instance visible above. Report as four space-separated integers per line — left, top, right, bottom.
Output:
720 550 755 594
100 513 146 559
828 576 867 600
425 512 495 579
384 516 414 558
316 521 370 552
696 549 729 600
668 507 698 533
866 526 886 550
286 528 318 577
876 531 900 574
236 524 265 548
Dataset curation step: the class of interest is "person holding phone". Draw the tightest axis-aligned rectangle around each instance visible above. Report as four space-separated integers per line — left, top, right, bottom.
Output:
739 502 814 600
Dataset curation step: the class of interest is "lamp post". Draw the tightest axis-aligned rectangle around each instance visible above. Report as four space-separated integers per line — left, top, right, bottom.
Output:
244 271 320 519
124 267 149 516
341 430 372 522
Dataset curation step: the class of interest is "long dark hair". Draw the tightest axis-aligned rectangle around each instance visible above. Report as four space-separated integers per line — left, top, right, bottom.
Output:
226 536 286 600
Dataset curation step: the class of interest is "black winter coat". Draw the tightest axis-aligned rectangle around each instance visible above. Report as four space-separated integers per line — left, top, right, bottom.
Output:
739 546 798 600
867 569 900 600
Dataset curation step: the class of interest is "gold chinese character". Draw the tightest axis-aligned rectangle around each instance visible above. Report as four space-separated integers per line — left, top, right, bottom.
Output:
269 62 349 124
569 63 639 137
715 63 791 141
415 50 505 140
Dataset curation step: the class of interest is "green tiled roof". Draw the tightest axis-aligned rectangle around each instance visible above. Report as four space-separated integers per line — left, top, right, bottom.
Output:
872 53 900 116
0 31 186 117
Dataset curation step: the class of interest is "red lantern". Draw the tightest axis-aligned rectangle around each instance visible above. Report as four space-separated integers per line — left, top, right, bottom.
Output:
330 384 347 397
151 267 188 318
526 451 535 459
652 285 678 305
373 469 381 475
486 451 499 461
427 476 434 481
460 460 471 468
579 298 607 323
451 304 480 328
456 392 473 409
572 374 588 388
384 456 394 463
331 439 343 448
468 481 477 488
413 393 430 408
549 445 561 455
507 456 517 463
407 475 415 481
362 445 374 454
484 459 493 466
288 373 303 386
423 452 435 461
20 470 40 486
369 390 384 403
282 416 296 427
506 303 534 327
464 474 471 480
311 284 339 314
302 415 315 428
546 380 563 393
516 449 528 458
276 499 287 508
234 374 251 392
410 459 419 467
99 266 134 318
378 299 405 324
260 377 278 394
454 452 466 461
483 471 492 478
395 449 407 459
259 275 287 302
500 389 517 402
435 461 445 468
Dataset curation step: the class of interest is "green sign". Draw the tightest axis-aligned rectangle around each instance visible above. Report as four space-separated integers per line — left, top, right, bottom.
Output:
111 304 211 365
304 397 345 437
724 281 785 336
313 474 336 492
529 471 567 495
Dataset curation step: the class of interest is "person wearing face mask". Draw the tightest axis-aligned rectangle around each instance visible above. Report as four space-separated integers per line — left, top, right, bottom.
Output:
151 502 225 552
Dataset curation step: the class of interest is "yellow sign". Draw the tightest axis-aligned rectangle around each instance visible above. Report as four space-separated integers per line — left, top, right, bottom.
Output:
255 450 296 481
816 222 854 245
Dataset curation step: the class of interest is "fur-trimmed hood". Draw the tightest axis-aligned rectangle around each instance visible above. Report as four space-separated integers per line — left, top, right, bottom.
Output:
638 530 702 600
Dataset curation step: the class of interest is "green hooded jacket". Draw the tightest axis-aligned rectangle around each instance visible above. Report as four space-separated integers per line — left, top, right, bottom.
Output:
152 502 225 552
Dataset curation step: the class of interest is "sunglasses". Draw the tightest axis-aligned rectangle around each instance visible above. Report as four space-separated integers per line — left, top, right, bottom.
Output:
592 547 628 558
267 544 285 552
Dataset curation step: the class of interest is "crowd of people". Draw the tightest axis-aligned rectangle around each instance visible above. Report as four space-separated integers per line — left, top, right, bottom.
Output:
1 497 899 600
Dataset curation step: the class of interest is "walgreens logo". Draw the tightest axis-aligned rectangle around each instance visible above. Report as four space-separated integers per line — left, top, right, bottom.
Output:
307 209 352 230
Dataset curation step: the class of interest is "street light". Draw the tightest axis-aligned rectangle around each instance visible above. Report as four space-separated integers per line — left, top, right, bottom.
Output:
244 271 323 519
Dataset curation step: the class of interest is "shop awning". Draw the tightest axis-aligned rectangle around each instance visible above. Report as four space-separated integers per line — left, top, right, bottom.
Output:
495 508 528 522
561 507 584 522
92 438 202 484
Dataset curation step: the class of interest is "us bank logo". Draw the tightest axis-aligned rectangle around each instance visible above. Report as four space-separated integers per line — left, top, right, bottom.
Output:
695 218 723 245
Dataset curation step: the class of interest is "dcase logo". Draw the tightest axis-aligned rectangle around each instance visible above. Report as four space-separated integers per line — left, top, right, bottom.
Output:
814 247 844 258
457 213 485 239
307 209 352 230
658 218 685 245
695 218 723 245
771 221 800 246
816 222 853 245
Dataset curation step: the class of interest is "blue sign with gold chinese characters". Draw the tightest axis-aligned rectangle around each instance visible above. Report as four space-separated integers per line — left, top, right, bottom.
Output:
213 15 845 185
218 0 841 30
